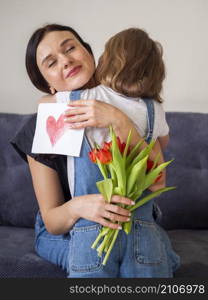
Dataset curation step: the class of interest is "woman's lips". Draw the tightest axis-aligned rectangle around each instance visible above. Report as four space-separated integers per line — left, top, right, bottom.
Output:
66 66 82 78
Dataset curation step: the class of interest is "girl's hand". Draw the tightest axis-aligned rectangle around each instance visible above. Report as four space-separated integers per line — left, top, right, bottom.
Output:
63 99 144 152
64 99 123 129
70 193 134 230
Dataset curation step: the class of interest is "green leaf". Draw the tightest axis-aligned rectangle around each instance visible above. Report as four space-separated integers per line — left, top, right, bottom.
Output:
123 221 132 235
126 156 148 195
126 139 144 166
129 189 143 202
110 126 126 195
128 139 156 172
123 129 132 159
123 212 134 234
108 163 118 186
151 152 161 171
96 159 108 179
129 186 176 212
96 179 113 202
143 159 173 190
113 186 123 195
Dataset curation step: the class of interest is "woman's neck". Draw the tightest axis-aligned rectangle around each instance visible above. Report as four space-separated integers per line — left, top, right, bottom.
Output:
82 75 99 90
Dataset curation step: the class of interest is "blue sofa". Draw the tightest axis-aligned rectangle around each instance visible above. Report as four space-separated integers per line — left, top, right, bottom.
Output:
0 112 208 278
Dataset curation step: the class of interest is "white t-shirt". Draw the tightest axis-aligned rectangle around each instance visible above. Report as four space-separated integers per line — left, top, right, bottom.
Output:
56 84 169 149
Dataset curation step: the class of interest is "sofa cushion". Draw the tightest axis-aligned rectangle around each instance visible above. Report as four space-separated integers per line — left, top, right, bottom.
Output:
1 112 208 230
0 226 207 278
157 112 208 230
0 226 66 278
167 229 208 277
0 113 38 227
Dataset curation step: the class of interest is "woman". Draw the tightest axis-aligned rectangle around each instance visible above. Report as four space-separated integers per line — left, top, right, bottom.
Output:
12 24 177 277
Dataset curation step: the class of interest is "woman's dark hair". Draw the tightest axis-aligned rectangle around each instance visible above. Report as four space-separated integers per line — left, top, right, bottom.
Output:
26 23 94 93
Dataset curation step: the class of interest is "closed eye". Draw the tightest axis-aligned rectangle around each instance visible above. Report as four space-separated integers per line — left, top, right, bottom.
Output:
65 46 75 53
48 60 56 68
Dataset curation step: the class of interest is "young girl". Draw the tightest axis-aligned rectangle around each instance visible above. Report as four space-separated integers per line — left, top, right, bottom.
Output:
46 28 180 277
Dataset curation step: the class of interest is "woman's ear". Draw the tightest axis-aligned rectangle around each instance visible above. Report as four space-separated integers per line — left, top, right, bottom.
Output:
49 87 56 94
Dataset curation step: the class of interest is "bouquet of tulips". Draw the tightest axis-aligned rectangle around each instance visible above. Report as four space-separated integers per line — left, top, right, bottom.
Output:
88 126 175 265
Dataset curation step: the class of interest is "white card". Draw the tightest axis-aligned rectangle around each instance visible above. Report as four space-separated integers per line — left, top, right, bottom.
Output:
32 103 84 156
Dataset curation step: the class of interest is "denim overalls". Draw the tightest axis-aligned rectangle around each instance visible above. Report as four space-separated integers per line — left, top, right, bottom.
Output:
34 90 180 278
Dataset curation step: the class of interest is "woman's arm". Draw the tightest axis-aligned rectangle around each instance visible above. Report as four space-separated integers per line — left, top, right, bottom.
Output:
27 155 133 235
27 155 78 234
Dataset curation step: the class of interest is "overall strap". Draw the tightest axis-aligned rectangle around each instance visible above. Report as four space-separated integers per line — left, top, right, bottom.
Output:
69 89 91 149
142 98 155 144
70 90 82 101
142 98 161 222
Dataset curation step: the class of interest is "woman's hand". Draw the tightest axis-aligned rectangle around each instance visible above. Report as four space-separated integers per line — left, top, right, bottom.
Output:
70 193 135 230
64 99 122 129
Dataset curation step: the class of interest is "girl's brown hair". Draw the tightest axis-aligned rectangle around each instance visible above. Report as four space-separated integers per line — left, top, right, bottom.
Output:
96 28 165 102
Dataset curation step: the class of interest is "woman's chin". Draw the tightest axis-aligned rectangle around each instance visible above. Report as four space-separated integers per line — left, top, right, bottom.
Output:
66 75 91 91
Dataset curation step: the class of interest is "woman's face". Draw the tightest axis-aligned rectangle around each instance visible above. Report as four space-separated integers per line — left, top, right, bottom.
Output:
36 31 95 92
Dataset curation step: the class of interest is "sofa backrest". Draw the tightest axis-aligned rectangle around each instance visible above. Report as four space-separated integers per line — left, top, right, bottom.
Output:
157 112 208 230
0 113 38 228
0 112 208 230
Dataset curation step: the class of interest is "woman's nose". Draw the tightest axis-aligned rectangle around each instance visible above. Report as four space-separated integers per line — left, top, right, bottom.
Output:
60 54 74 68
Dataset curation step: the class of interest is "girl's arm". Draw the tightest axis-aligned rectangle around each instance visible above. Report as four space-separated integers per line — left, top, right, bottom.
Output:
158 134 170 151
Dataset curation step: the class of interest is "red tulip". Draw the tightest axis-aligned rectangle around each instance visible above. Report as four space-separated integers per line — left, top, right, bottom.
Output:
146 159 162 183
96 149 112 164
88 149 98 163
103 141 112 151
116 137 126 154
147 159 154 171
155 172 162 183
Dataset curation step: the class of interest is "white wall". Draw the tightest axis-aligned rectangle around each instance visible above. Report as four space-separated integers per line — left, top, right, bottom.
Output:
1 0 208 113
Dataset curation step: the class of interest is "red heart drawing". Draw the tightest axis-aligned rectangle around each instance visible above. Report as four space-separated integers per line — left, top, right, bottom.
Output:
46 113 70 146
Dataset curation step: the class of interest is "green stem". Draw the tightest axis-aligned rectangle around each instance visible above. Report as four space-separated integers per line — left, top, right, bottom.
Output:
129 186 176 212
97 159 108 179
91 227 110 249
103 229 115 252
102 229 119 266
97 233 111 256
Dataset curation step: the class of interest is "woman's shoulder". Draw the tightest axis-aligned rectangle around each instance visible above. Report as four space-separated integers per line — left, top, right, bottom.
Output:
10 113 37 161
10 113 58 170
12 113 37 145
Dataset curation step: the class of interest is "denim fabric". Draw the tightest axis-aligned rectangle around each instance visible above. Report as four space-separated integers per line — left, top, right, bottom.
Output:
34 211 71 275
34 90 180 278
